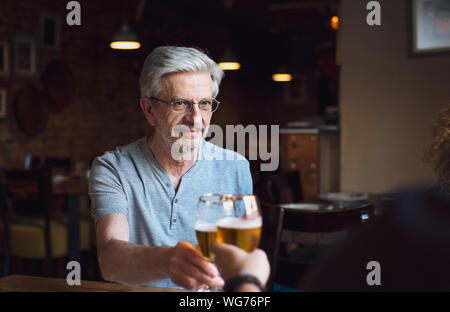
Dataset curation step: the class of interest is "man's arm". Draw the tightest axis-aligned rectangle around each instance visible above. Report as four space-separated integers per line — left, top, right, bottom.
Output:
96 213 224 289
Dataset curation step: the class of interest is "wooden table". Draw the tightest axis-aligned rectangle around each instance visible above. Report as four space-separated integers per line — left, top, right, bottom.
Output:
0 275 183 292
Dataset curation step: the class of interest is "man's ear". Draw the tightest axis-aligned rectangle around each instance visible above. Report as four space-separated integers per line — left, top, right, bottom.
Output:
140 98 156 126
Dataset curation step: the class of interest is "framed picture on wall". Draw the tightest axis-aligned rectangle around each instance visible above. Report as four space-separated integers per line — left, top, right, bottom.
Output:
13 35 37 75
0 41 9 77
40 12 61 50
407 0 450 57
0 88 7 119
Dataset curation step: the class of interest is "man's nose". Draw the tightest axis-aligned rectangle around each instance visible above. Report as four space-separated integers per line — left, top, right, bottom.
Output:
185 104 203 125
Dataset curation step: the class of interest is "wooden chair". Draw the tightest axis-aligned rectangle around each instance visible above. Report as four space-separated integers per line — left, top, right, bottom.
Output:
258 170 303 205
274 202 375 290
259 201 284 291
0 167 68 277
43 157 95 279
43 157 93 249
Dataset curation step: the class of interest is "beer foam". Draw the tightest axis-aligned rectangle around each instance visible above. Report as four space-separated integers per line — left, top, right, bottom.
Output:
217 217 262 229
195 223 217 231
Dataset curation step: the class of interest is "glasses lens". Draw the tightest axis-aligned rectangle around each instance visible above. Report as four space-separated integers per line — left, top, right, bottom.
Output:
172 99 190 112
198 99 213 112
211 99 219 113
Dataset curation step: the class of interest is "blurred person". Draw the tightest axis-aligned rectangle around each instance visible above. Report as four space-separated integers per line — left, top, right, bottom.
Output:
298 188 450 291
88 46 252 290
211 241 270 292
213 189 450 292
424 104 450 196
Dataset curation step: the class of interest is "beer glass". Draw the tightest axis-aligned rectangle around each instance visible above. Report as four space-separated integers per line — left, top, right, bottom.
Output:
216 194 262 252
195 194 233 291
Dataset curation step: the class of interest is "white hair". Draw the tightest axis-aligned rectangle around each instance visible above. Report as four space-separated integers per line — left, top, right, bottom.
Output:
139 46 224 98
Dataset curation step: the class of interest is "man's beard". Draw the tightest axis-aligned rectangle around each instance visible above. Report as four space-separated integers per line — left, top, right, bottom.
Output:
157 122 207 160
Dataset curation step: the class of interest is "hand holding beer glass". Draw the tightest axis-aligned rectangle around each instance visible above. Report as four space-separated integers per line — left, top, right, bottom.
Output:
216 194 262 252
195 194 263 291
195 194 233 291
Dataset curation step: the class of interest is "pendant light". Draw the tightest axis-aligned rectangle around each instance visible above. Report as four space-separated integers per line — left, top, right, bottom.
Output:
272 65 292 82
110 23 141 50
218 49 241 70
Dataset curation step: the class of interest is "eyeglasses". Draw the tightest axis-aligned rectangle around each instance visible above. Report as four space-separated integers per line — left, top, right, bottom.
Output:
147 97 220 114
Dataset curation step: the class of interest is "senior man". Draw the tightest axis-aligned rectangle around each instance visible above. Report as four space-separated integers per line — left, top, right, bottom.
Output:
88 46 252 290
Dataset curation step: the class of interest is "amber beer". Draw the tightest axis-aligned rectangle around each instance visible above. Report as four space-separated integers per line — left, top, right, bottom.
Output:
217 217 262 252
195 223 218 260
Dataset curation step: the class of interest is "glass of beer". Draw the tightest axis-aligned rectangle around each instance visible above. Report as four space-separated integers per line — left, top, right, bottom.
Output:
216 194 262 252
195 194 234 291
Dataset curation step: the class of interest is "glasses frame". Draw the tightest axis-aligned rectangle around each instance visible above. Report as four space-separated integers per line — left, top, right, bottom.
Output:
147 96 220 114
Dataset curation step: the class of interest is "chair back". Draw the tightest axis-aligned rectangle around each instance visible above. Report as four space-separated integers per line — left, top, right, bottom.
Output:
259 201 284 291
275 202 375 290
283 202 374 233
43 157 72 176
260 171 303 204
0 167 53 259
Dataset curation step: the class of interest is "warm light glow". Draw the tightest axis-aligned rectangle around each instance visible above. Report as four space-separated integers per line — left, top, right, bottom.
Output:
218 62 241 70
110 41 141 50
272 74 292 82
331 16 339 30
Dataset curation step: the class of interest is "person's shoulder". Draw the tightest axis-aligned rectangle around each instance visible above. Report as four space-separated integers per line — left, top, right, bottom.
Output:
202 140 249 166
93 138 146 168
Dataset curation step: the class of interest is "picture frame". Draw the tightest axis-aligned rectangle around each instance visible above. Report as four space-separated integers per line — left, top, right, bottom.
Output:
0 41 9 77
407 0 450 57
40 12 62 50
0 88 7 119
13 35 37 76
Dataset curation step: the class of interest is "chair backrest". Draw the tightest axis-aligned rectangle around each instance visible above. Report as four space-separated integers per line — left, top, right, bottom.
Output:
260 171 303 205
282 202 375 233
43 157 72 176
259 201 285 291
275 202 375 290
1 168 52 216
0 167 53 259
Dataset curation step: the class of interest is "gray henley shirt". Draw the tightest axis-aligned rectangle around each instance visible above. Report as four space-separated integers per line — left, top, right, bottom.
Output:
88 137 253 289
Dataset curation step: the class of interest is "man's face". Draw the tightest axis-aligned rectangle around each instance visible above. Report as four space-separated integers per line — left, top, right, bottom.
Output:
150 71 214 153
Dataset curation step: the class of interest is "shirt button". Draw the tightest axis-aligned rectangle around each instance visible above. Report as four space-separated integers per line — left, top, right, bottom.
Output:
172 218 177 223
166 182 171 187
174 198 178 203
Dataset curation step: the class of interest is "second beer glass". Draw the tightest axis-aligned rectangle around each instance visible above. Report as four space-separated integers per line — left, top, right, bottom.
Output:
216 194 262 252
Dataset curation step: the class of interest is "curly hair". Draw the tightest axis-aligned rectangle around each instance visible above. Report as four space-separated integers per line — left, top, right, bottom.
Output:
425 104 450 186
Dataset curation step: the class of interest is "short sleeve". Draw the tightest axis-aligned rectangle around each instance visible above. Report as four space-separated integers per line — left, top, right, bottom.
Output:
88 155 129 224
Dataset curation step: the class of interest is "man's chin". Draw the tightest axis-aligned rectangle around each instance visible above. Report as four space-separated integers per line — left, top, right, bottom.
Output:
181 136 202 150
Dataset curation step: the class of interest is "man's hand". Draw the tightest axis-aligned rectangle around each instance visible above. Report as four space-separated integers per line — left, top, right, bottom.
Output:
168 241 224 290
211 241 270 286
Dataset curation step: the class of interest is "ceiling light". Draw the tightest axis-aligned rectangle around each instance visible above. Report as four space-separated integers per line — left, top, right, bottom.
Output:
218 50 241 70
272 65 292 82
110 23 141 50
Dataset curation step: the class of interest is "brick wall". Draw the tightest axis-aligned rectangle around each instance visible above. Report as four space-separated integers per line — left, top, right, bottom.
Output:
0 0 327 171
0 0 150 169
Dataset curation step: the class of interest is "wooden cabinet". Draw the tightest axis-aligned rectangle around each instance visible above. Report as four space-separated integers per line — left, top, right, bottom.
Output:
280 129 339 202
